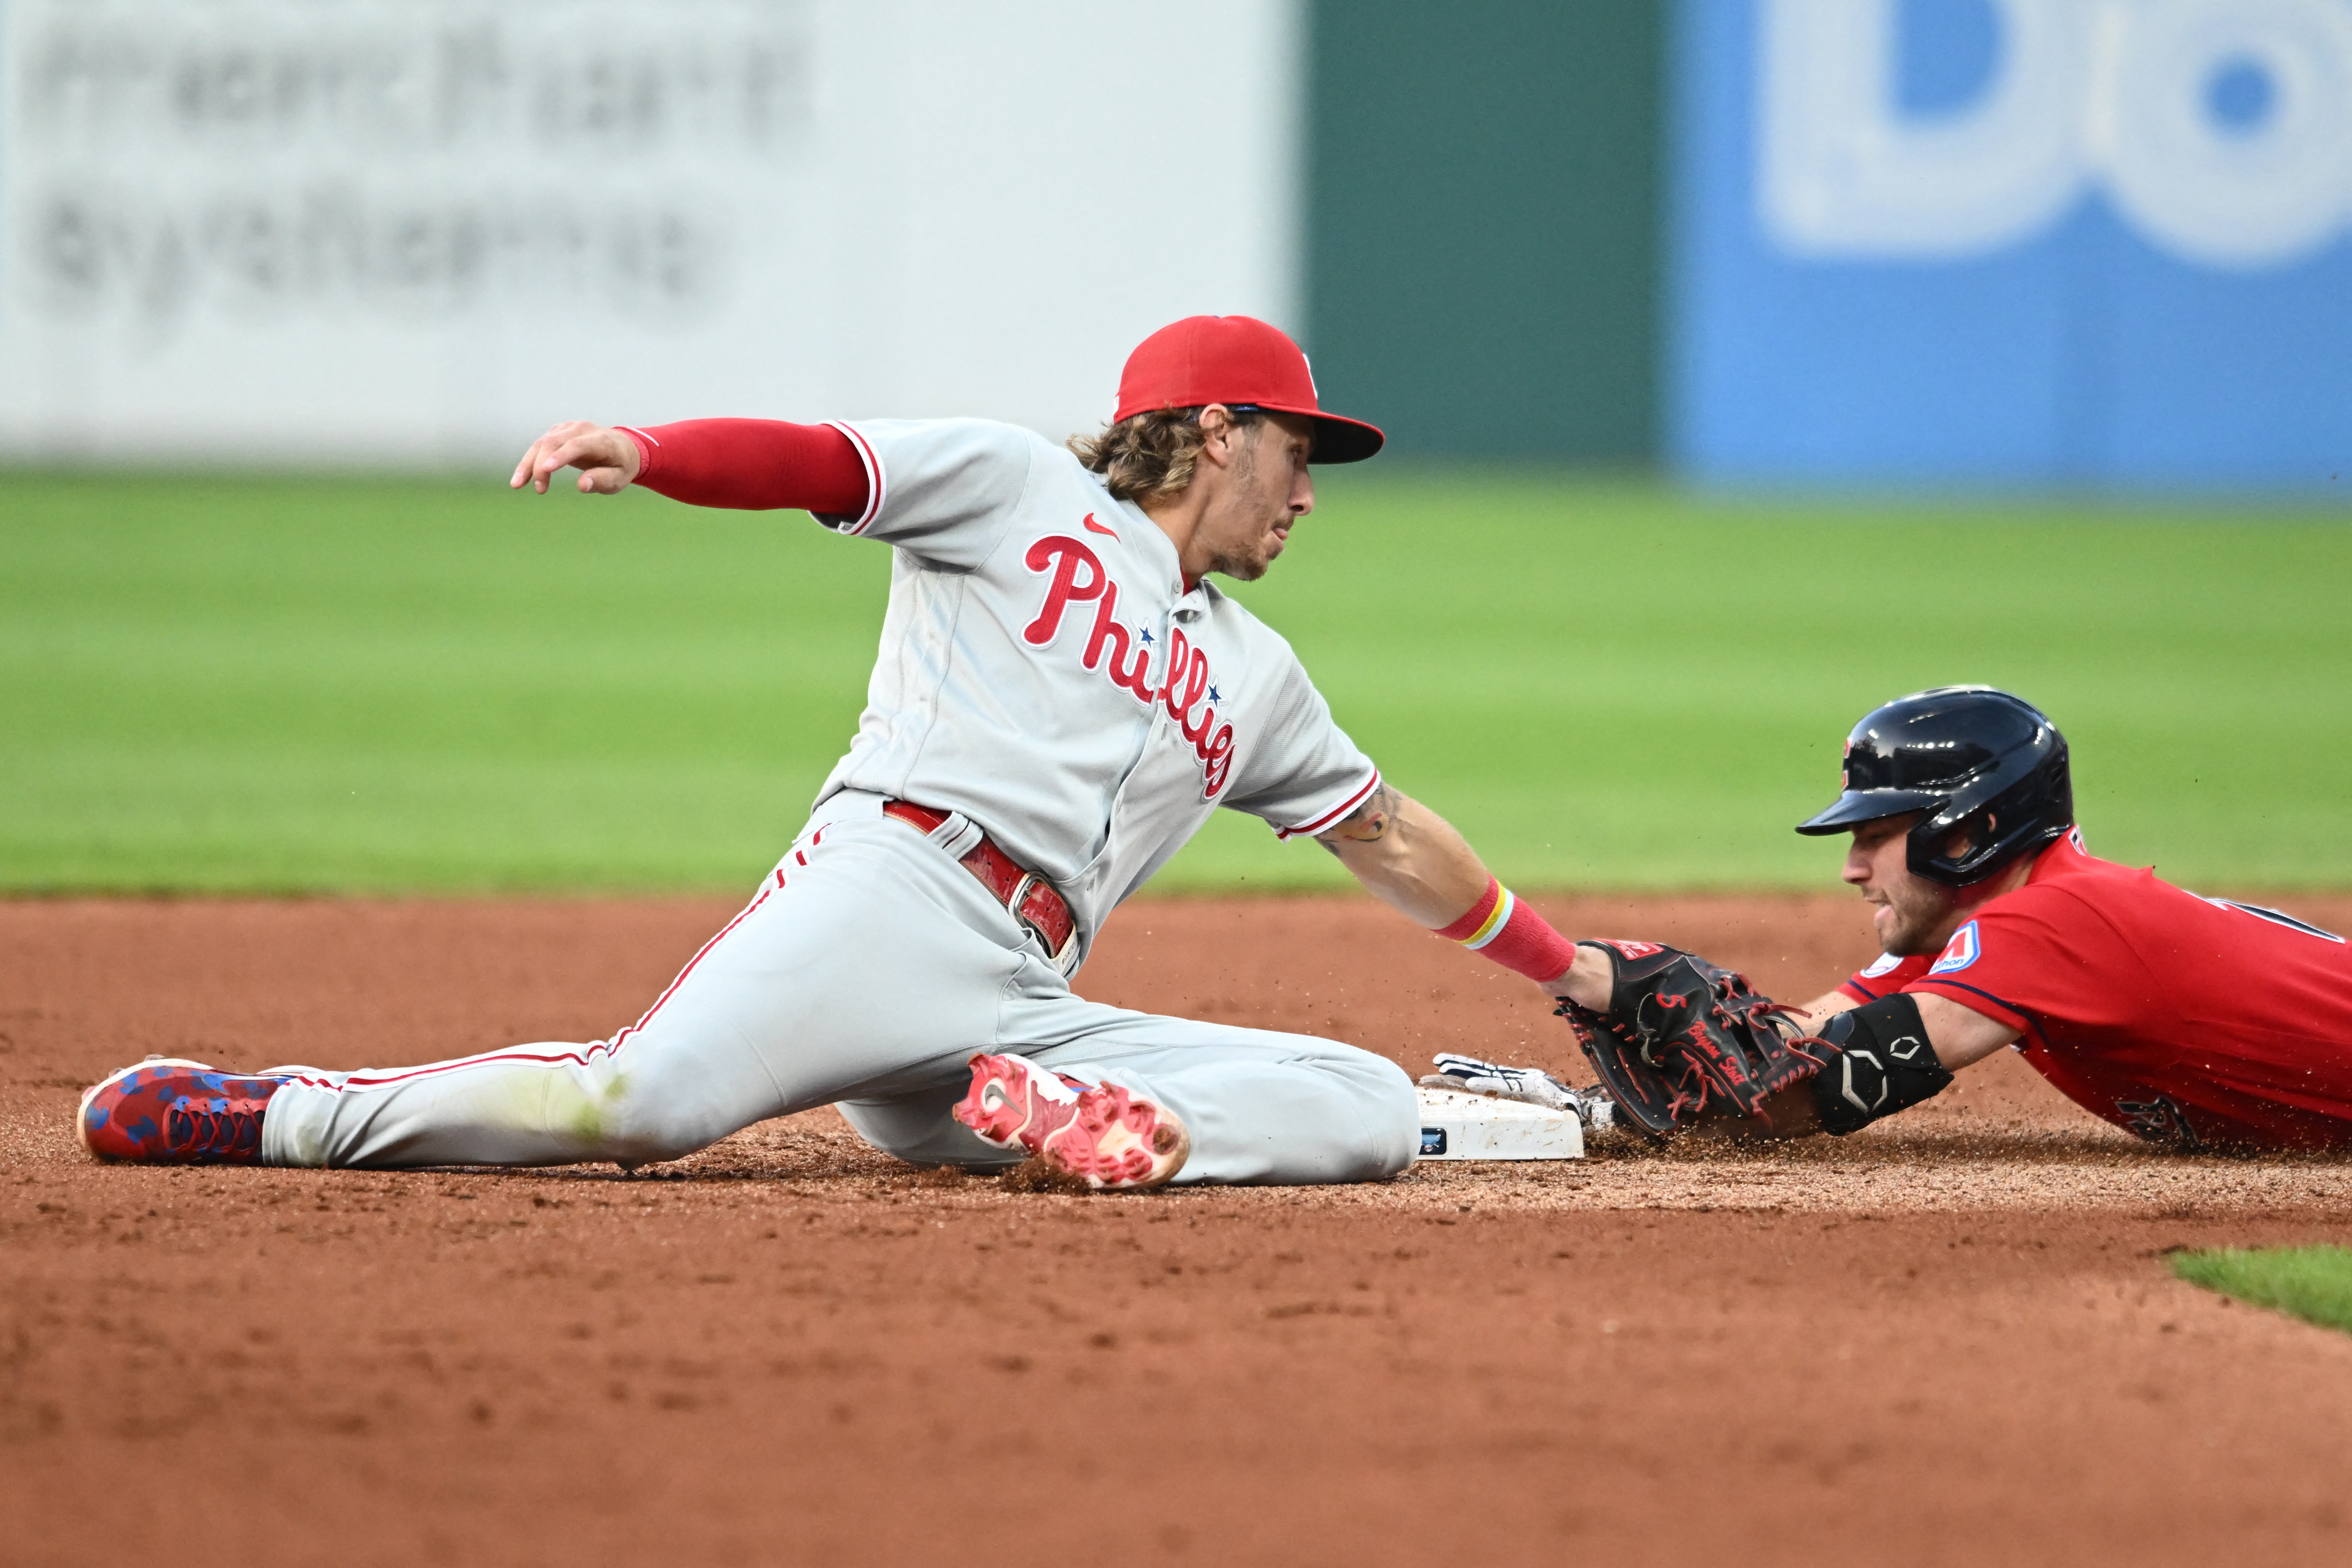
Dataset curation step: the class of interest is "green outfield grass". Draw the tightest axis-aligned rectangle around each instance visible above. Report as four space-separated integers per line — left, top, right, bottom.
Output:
2171 1246 2352 1335
3 466 2348 894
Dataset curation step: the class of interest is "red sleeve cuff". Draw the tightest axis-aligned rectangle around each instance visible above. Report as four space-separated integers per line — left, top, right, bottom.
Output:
618 426 660 484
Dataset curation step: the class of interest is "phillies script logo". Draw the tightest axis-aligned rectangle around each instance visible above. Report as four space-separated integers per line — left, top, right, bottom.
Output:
1021 534 1237 797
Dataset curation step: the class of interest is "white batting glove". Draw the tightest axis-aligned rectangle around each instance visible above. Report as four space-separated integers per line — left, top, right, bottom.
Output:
1424 1053 1584 1113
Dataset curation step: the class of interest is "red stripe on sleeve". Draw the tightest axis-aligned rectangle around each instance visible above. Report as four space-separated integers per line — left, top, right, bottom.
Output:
622 419 871 516
1276 771 1384 841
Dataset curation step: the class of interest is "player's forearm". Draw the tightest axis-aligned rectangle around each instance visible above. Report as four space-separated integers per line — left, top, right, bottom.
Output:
1728 993 2011 1141
1790 990 2012 1068
1318 789 1580 986
1317 790 1489 927
1791 990 1860 1025
618 419 871 514
1912 992 2020 1070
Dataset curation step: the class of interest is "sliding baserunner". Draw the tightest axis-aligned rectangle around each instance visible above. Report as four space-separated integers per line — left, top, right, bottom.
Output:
79 316 1595 1188
1544 686 2352 1152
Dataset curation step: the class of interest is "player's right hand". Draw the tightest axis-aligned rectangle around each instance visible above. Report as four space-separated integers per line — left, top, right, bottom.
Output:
511 421 643 495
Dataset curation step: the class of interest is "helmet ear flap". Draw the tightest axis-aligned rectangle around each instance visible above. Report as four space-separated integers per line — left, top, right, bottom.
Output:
1908 741 2074 887
1908 805 1999 885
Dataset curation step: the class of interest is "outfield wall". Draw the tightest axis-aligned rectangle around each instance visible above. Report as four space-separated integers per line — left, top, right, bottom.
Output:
1305 0 1664 463
0 0 1301 463
1311 0 2352 487
5 1 2347 488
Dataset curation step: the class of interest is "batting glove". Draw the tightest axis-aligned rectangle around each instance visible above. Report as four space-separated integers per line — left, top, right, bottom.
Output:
1424 1053 1584 1113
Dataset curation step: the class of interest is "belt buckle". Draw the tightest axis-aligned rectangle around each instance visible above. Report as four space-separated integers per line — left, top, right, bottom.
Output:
1006 873 1081 977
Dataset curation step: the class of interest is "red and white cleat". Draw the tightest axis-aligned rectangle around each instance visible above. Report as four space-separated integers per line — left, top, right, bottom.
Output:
953 1052 1190 1190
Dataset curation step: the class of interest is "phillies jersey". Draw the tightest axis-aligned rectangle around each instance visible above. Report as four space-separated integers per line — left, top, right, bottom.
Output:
1837 830 2352 1150
808 418 1378 962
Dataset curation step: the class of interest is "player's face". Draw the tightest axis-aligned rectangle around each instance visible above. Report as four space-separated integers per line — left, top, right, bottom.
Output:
1199 412 1316 582
1844 813 1964 956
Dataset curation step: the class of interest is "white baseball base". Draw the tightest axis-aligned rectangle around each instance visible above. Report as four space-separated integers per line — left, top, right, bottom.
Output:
1414 1086 1584 1161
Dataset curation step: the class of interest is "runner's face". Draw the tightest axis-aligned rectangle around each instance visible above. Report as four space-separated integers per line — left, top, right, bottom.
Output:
1844 814 1965 957
1199 412 1315 582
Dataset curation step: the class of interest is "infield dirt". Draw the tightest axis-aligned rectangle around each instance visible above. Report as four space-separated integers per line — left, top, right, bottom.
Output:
8 892 2352 1567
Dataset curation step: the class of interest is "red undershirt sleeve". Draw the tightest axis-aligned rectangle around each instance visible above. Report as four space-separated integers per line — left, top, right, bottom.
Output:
616 419 871 516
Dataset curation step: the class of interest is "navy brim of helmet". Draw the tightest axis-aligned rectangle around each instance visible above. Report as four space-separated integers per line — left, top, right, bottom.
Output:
1794 788 1948 835
1246 403 1384 463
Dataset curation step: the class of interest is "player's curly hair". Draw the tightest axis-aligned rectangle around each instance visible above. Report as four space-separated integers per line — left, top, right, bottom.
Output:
1067 406 1260 504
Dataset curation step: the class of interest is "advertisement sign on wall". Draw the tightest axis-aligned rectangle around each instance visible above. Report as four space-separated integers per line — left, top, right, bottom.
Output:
1672 0 2352 485
0 0 1302 462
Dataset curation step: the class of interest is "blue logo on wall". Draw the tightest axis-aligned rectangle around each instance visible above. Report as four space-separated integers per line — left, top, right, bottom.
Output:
1671 0 2352 486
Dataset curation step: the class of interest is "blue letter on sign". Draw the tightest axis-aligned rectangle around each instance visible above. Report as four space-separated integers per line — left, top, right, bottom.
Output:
1670 0 2352 487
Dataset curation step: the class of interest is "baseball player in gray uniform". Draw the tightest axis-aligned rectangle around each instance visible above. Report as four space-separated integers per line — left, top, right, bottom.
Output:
79 316 1598 1188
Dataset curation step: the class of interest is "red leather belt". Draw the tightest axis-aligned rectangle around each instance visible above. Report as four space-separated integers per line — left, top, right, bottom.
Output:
883 800 1079 972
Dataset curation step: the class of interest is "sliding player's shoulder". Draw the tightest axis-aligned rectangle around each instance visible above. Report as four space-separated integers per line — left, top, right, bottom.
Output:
834 417 1043 483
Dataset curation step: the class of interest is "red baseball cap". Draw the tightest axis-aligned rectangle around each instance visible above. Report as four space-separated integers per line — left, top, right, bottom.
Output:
1113 315 1384 463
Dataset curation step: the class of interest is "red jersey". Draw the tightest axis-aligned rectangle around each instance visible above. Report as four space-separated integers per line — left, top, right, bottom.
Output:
1836 829 2352 1151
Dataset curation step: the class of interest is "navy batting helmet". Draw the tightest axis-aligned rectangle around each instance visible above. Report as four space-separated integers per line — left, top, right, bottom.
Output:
1795 686 2073 887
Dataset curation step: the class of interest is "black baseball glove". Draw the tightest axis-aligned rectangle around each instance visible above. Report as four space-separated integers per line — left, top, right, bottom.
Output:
1555 940 1829 1140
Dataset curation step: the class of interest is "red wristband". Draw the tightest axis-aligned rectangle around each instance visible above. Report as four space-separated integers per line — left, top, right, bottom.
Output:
1434 878 1578 984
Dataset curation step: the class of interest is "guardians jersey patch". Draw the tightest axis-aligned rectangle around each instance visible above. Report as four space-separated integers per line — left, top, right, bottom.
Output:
1928 920 1981 975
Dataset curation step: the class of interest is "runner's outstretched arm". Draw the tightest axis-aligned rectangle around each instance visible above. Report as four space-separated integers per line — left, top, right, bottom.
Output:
1687 990 2023 1141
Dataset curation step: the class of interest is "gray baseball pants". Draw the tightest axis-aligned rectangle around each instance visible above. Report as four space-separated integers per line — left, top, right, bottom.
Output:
260 793 1419 1184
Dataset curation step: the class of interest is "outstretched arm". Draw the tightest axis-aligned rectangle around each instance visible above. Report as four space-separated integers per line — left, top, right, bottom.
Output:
1790 988 1861 1026
509 418 871 514
1906 992 2022 1069
1693 989 2023 1140
1310 781 1485 926
1314 784 1613 997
